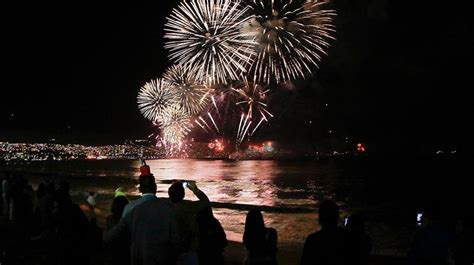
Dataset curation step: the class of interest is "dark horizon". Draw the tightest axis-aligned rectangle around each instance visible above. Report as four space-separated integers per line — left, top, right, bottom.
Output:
1 0 472 154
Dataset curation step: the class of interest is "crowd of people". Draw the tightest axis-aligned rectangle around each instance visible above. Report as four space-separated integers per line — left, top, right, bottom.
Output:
0 165 473 265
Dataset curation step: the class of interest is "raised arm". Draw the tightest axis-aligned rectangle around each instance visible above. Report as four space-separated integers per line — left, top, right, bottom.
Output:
187 181 210 209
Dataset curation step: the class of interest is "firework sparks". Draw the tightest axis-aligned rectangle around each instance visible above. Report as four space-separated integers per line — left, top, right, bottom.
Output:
237 113 245 141
159 104 193 147
163 64 211 115
233 77 273 121
232 78 273 143
250 117 266 136
164 0 258 84
207 112 220 133
237 113 254 143
137 78 177 122
160 105 193 131
247 0 336 83
240 115 253 143
195 119 210 133
198 116 214 133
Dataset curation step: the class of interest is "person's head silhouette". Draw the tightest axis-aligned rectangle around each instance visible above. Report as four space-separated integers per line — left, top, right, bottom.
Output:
245 209 265 232
168 182 185 203
319 199 339 228
111 195 129 218
138 174 156 194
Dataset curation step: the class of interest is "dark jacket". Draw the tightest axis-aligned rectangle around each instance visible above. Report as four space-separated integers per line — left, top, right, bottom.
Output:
301 226 346 265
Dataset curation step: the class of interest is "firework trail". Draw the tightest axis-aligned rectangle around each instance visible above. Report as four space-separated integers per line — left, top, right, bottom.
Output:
164 0 258 84
247 0 336 84
163 64 211 115
137 78 177 122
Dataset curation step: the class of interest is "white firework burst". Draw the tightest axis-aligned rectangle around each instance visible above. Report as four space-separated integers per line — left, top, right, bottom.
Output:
164 0 258 84
159 104 193 140
163 64 211 115
137 78 177 122
248 0 336 84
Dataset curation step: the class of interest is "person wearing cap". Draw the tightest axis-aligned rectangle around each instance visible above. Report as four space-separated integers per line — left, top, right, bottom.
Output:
121 165 157 218
115 187 127 198
105 167 180 265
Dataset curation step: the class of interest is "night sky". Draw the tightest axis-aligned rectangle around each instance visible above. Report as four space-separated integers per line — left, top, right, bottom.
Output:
1 0 472 154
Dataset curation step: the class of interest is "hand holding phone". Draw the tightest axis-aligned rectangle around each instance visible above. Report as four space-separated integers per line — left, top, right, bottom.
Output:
186 180 197 190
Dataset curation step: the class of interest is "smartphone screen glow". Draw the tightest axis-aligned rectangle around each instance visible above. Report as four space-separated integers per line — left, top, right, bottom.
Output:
416 213 423 226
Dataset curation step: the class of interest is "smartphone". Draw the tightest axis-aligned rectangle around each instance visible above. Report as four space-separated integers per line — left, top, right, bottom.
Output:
182 181 188 188
344 216 349 227
416 212 423 227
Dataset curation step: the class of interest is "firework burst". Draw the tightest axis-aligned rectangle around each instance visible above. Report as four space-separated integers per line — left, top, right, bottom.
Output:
232 78 273 143
157 104 193 155
247 0 336 84
160 104 193 134
164 0 258 84
137 78 177 122
163 65 211 115
233 78 273 121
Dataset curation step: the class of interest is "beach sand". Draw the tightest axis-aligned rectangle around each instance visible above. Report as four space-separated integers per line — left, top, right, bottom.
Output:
223 231 406 265
2 216 406 265
223 231 303 265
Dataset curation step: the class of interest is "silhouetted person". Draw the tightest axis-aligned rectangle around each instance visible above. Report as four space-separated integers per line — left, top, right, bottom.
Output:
344 213 371 265
2 175 11 218
38 181 56 233
9 175 33 226
36 182 46 202
300 200 345 265
122 164 157 217
29 181 57 265
81 191 103 265
243 209 278 265
105 174 180 265
105 195 130 265
408 201 451 265
107 195 130 229
54 180 89 265
168 181 210 265
196 206 227 265
0 173 5 216
452 215 474 265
